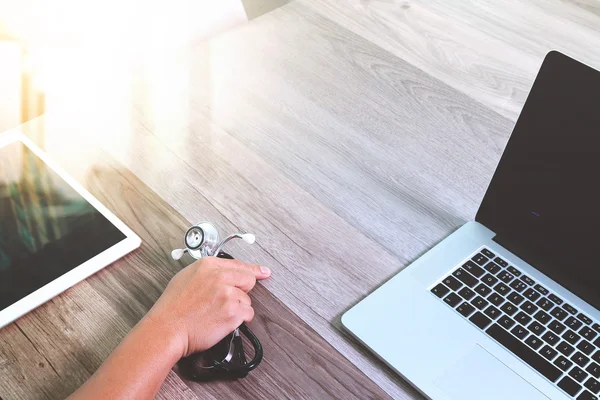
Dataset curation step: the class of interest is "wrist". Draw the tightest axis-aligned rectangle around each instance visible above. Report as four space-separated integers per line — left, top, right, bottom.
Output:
136 313 187 364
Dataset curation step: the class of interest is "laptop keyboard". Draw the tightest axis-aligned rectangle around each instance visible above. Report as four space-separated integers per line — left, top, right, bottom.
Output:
431 247 600 400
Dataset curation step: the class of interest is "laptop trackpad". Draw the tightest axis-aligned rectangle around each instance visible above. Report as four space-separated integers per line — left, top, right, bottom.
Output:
434 345 549 400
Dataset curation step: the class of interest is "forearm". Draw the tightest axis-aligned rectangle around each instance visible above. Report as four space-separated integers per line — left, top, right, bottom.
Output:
69 316 183 400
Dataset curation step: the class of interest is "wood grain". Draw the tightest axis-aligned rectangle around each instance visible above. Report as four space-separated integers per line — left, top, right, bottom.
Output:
3 0 600 398
0 120 391 399
303 0 600 121
118 5 512 396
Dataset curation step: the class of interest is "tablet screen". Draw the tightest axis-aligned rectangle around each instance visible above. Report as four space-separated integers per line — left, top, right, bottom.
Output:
0 141 126 310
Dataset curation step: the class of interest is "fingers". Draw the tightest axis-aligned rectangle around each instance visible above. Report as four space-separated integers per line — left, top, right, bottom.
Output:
214 257 271 280
236 290 252 306
220 269 257 292
238 303 255 324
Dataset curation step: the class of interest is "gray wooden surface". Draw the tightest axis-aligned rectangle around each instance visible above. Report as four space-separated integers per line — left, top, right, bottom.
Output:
0 117 391 400
2 0 600 398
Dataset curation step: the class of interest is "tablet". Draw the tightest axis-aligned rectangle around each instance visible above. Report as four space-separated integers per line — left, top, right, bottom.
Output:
0 131 141 328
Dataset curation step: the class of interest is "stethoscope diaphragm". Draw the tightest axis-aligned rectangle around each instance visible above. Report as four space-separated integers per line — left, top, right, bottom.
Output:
184 226 204 250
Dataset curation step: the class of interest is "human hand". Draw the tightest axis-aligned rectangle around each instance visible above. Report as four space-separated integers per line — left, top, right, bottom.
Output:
144 256 271 358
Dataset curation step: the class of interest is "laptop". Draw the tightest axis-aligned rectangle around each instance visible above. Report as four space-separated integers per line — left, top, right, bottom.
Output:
342 51 600 400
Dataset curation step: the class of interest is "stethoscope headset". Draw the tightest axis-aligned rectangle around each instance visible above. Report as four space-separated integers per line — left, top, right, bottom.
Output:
171 222 263 380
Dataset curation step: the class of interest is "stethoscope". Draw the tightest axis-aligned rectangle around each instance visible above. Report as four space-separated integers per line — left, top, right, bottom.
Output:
171 222 263 380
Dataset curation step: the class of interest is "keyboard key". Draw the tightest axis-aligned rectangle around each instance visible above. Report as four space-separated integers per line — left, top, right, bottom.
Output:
588 362 600 379
529 321 546 336
564 304 578 315
507 266 521 276
471 253 489 266
462 260 485 278
484 261 502 275
509 279 528 293
593 323 600 334
484 305 501 320
458 287 476 300
559 376 583 396
521 275 535 286
571 366 589 382
594 337 600 348
586 377 600 394
471 296 489 310
564 330 583 345
481 248 495 258
537 297 555 312
486 323 562 382
474 283 493 297
525 335 544 350
488 293 505 306
494 257 508 268
482 273 499 287
579 390 599 400
567 316 585 331
508 292 525 305
551 307 569 321
515 311 533 326
431 283 450 298
501 302 518 316
511 325 530 340
543 331 561 346
593 351 600 364
534 310 552 325
540 345 559 361
444 292 462 307
494 283 511 296
578 340 596 356
562 329 581 344
554 355 574 371
498 315 516 330
524 288 541 301
497 271 514 283
549 321 567 335
582 327 598 341
521 301 539 315
557 341 576 356
572 351 591 368
453 268 478 288
579 313 594 326
534 284 549 296
457 302 476 317
470 312 492 329
442 275 463 291
548 293 563 305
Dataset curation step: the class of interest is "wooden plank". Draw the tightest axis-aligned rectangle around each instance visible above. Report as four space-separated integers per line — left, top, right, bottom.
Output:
303 0 600 121
0 120 391 399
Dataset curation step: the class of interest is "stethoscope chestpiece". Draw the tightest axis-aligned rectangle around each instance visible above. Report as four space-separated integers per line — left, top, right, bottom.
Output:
171 221 256 261
184 226 204 250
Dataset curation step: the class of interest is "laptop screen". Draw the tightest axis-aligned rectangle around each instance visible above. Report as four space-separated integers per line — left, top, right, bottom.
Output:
476 52 600 311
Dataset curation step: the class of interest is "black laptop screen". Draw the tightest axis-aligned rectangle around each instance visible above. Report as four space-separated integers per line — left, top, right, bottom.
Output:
476 52 600 311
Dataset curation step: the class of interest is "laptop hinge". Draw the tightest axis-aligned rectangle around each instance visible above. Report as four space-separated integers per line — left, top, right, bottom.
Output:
492 233 541 272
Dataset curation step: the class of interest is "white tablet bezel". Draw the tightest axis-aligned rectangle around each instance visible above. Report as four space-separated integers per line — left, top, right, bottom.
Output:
0 130 142 328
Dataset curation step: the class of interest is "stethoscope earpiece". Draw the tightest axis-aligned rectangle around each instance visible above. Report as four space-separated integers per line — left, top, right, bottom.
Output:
171 248 187 260
241 233 255 244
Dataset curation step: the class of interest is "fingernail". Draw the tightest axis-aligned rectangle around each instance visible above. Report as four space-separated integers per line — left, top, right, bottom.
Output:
260 266 271 275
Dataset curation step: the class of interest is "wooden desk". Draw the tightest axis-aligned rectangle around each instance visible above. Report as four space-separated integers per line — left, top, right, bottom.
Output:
2 0 600 398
